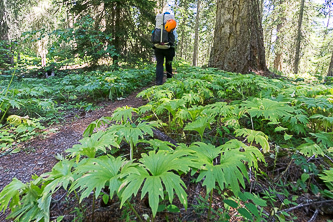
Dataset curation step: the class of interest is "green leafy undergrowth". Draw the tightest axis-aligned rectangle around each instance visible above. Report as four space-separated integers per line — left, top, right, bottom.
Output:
0 66 155 124
0 112 265 221
1 65 333 221
0 115 44 154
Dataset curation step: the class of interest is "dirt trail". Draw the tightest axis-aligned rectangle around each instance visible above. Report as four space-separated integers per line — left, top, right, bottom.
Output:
0 88 148 221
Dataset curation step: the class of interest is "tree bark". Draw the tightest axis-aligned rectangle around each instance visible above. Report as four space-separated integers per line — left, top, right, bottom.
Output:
249 0 268 73
328 51 333 77
179 0 188 59
0 0 11 65
209 0 268 74
273 0 285 71
293 0 305 74
192 0 201 66
155 0 165 13
112 2 121 67
273 22 283 71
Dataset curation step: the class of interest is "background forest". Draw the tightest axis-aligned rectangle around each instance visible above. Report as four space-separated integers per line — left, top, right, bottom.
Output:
0 0 333 75
1 0 333 222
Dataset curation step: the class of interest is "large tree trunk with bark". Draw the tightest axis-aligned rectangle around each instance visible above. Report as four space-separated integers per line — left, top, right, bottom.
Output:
209 0 268 74
293 0 305 74
249 0 268 73
192 0 201 66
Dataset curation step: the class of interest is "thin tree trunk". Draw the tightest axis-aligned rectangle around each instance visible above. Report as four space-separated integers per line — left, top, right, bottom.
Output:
179 0 188 59
113 2 121 67
266 28 273 67
273 0 285 71
184 37 188 61
0 0 11 65
293 0 305 74
319 8 331 75
156 0 165 13
273 21 285 71
192 0 201 66
273 25 282 71
328 51 333 77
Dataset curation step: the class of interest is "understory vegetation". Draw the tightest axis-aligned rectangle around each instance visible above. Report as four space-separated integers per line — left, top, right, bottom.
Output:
0 66 155 154
1 64 332 221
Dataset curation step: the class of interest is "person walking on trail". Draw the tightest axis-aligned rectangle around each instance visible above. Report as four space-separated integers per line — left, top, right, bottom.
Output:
151 12 177 85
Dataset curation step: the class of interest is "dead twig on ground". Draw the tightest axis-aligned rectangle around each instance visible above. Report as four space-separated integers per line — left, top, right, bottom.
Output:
278 199 333 213
308 209 319 222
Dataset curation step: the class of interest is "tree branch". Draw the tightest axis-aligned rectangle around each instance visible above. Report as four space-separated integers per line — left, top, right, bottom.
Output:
278 199 333 213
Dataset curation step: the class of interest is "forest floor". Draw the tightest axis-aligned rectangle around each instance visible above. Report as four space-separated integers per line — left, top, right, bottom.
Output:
0 82 151 221
0 77 332 222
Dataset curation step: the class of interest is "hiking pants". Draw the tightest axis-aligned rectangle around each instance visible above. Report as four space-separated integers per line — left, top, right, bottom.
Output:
154 47 175 85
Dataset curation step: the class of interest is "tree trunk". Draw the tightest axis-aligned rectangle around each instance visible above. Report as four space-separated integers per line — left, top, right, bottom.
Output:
328 51 333 77
0 0 11 65
318 8 331 75
266 28 273 67
192 0 201 66
273 22 283 71
249 0 268 73
112 2 121 67
0 0 8 42
293 0 305 74
273 0 285 71
179 0 188 59
155 0 165 13
209 0 268 74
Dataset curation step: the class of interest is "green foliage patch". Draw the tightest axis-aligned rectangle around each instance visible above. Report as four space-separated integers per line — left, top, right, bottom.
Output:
1 65 333 221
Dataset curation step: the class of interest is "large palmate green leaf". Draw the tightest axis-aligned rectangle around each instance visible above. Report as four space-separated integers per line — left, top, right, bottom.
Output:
41 159 75 197
137 88 173 101
83 116 112 137
119 150 192 217
310 132 333 148
181 92 202 106
111 106 139 124
140 139 175 151
297 141 325 158
184 116 214 141
138 104 153 114
66 131 119 159
70 155 135 202
189 142 221 165
220 139 265 170
109 121 159 146
243 98 295 122
0 178 50 222
193 142 248 195
108 120 159 160
235 128 270 153
186 105 205 121
202 102 233 118
155 98 185 118
0 178 26 213
319 168 333 185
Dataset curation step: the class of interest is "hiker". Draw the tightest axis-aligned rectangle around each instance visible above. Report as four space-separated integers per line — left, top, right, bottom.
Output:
151 12 177 85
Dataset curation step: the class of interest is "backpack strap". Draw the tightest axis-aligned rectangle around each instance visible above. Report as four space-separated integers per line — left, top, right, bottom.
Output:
160 13 164 43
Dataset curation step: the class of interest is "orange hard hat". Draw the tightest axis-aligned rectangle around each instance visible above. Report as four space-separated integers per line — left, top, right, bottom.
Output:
165 19 177 32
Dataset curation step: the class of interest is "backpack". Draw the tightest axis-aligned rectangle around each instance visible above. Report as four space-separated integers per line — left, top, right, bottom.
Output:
151 13 175 49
